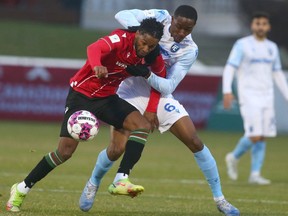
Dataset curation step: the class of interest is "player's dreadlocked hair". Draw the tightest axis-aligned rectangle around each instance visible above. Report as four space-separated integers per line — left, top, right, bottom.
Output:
174 5 198 23
138 18 164 40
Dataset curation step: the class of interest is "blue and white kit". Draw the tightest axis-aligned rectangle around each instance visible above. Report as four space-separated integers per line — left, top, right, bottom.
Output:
223 35 288 136
115 9 198 132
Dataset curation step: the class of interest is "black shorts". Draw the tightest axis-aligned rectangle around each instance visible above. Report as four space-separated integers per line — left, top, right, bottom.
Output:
60 88 138 137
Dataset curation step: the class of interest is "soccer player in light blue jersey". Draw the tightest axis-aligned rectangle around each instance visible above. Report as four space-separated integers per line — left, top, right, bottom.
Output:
80 5 240 216
223 12 288 185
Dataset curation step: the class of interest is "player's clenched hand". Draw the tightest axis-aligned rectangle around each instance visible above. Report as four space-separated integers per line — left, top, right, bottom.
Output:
93 66 108 78
126 65 151 78
223 93 234 109
144 111 159 132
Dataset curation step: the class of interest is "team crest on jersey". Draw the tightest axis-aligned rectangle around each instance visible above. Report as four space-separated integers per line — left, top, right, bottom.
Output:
109 34 120 43
170 43 180 53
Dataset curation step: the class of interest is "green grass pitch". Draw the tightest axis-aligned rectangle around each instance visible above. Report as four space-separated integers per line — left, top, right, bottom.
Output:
0 121 287 215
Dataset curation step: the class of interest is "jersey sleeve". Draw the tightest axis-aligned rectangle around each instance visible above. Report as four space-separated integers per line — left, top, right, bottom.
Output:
273 45 282 72
146 49 197 95
87 32 122 68
145 54 167 113
115 9 169 28
226 40 244 68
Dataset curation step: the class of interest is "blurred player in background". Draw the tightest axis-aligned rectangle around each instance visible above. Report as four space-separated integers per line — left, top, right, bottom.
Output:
6 18 165 212
223 12 288 185
80 5 240 216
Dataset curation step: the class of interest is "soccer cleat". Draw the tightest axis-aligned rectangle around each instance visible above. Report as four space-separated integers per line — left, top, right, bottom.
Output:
225 153 239 180
108 178 144 198
6 183 26 212
79 180 99 212
217 199 240 216
248 175 271 185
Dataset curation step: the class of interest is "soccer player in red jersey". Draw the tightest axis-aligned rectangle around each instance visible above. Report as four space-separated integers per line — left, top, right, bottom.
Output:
80 6 239 216
6 18 165 212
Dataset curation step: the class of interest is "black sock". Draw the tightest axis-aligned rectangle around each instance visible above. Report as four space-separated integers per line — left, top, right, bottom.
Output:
24 157 55 188
117 140 145 175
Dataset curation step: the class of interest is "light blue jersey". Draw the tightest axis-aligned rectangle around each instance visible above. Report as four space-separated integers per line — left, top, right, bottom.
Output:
115 9 198 97
227 35 281 105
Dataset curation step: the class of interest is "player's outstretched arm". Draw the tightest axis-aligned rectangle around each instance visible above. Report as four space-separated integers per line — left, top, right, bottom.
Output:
115 9 169 29
146 51 196 96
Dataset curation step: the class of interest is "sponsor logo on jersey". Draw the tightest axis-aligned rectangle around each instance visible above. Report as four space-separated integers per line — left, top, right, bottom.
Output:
116 61 127 68
170 43 180 53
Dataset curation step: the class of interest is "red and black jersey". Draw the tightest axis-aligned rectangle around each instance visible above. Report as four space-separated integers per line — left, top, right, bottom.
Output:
70 29 166 112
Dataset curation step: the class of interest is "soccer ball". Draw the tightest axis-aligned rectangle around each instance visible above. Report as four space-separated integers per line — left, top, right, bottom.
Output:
67 110 99 141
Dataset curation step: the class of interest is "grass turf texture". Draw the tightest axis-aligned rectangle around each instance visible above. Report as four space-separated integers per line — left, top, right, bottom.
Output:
0 20 108 59
0 121 287 215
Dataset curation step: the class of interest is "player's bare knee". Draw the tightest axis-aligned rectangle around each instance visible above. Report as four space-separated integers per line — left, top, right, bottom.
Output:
124 111 151 131
57 137 78 161
137 120 151 131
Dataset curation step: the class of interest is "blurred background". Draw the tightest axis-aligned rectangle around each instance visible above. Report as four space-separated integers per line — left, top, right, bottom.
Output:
0 0 288 132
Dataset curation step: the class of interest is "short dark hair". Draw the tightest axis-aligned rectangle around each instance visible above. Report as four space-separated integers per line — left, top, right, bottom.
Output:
174 5 198 22
252 11 270 21
138 18 164 40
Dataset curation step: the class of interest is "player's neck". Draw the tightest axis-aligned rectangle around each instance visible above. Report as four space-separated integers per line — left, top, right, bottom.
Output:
253 34 267 41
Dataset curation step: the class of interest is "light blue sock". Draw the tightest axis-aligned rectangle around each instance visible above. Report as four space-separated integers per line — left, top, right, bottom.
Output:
194 145 223 199
233 136 253 159
89 149 113 186
251 141 266 173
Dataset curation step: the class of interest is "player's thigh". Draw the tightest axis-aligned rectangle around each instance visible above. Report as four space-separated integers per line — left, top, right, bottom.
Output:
240 105 263 137
263 106 277 137
95 95 148 130
123 111 151 131
157 98 189 133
